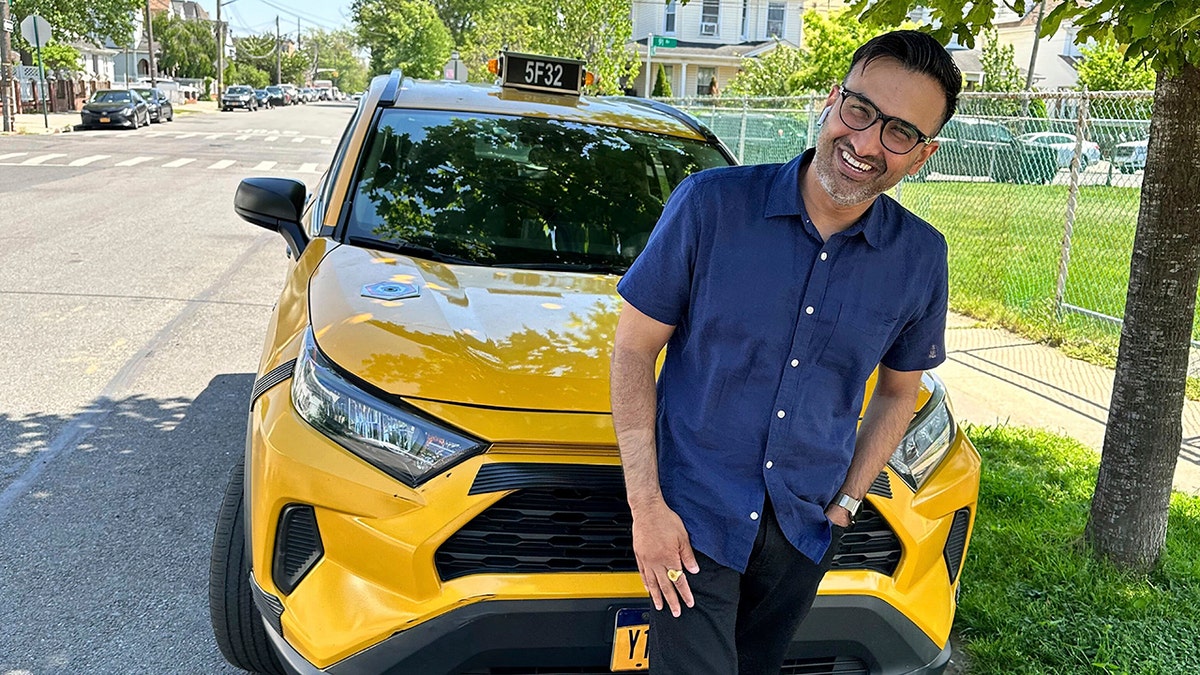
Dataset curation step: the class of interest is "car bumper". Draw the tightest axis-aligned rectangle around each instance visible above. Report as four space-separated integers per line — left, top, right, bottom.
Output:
261 595 951 675
223 100 254 108
81 112 136 127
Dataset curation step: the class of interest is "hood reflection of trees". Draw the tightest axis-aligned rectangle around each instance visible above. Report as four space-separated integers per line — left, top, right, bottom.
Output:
356 116 692 266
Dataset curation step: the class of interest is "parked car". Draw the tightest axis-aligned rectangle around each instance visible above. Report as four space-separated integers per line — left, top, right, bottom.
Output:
1112 139 1148 173
209 53 981 675
916 116 1058 184
131 87 174 123
80 89 151 129
265 85 290 107
280 83 301 104
1017 131 1102 169
221 85 258 112
301 87 318 102
254 88 273 109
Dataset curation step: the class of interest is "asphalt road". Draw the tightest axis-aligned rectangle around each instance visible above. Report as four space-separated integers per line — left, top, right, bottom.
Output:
0 101 355 674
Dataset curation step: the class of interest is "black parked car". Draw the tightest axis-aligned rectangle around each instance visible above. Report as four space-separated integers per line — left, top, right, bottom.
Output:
254 89 273 109
131 87 174 123
915 116 1058 184
265 85 290 107
221 85 258 112
80 89 151 129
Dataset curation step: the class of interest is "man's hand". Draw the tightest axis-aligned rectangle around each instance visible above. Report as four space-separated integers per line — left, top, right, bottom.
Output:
631 500 700 618
824 504 852 528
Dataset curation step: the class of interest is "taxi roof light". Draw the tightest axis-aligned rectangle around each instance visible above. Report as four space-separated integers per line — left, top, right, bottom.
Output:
493 51 590 96
487 58 500 76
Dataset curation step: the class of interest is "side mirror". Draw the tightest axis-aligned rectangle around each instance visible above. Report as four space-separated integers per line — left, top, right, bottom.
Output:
235 177 309 256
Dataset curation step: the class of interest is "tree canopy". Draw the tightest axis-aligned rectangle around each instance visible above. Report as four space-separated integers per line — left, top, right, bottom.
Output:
10 0 142 46
351 0 453 78
1076 38 1157 92
724 43 807 97
297 28 369 95
152 10 217 80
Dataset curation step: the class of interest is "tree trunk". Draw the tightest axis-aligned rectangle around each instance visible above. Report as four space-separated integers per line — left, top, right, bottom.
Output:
1086 64 1200 572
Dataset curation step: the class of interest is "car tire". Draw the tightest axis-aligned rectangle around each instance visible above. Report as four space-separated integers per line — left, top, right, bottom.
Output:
130 114 139 130
208 461 286 675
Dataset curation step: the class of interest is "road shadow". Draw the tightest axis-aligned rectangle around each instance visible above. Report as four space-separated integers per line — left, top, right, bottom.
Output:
0 373 254 674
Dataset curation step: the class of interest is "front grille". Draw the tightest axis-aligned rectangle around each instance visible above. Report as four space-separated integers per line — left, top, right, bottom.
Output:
272 504 323 595
943 508 972 584
474 656 867 675
435 485 901 580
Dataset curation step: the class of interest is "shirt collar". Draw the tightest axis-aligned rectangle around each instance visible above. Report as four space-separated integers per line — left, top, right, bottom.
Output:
764 148 884 249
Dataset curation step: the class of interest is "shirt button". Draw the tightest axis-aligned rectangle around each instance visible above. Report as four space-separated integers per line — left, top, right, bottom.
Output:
750 511 760 521
776 410 786 418
790 359 799 367
805 306 814 315
766 461 774 469
820 251 828 261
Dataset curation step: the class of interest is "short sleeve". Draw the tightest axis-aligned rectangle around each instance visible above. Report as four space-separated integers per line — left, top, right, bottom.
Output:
881 241 948 372
615 175 702 327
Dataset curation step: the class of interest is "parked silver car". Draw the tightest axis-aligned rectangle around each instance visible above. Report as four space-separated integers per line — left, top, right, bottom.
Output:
1111 139 1148 173
1017 132 1102 169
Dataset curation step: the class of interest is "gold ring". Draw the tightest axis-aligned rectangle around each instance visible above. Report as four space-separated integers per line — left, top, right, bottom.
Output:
667 568 683 582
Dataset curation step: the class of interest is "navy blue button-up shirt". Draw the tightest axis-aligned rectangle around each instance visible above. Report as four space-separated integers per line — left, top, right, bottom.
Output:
616 150 948 572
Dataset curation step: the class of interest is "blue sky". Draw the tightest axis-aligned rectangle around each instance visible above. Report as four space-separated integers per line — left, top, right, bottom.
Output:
196 0 354 38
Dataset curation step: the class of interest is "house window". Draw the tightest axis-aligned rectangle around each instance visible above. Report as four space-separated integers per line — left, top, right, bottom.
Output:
700 0 720 36
741 0 749 39
664 1 677 34
767 2 786 38
697 67 716 95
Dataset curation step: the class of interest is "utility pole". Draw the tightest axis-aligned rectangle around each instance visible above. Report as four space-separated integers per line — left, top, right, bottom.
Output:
216 0 223 96
145 0 157 89
1 0 14 132
275 15 281 85
1024 0 1047 92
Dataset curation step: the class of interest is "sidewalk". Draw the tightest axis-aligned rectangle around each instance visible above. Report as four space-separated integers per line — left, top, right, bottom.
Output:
1 99 217 135
938 312 1200 495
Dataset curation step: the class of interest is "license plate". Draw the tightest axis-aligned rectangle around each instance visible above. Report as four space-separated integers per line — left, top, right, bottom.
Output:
99 117 110 123
610 608 650 671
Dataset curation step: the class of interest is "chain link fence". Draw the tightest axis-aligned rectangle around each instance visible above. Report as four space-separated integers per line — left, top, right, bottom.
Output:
662 91 1183 370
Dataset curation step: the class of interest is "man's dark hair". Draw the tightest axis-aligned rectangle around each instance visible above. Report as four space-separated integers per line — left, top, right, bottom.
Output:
849 30 962 130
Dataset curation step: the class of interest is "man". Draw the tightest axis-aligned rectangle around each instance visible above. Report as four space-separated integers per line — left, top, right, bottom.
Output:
609 30 961 675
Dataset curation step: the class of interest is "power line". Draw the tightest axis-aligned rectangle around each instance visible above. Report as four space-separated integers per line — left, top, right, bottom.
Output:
251 0 342 30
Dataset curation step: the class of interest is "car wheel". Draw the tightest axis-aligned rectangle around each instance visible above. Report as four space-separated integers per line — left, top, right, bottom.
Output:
130 114 139 130
209 461 286 675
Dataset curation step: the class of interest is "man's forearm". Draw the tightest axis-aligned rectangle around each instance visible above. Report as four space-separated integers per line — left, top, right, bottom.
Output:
610 347 665 514
839 383 919 500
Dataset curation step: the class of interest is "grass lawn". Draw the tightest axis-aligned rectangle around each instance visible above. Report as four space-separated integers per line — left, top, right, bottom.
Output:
958 425 1200 674
896 181 1155 365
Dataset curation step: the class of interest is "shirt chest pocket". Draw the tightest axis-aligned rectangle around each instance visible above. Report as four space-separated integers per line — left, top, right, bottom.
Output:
814 302 900 379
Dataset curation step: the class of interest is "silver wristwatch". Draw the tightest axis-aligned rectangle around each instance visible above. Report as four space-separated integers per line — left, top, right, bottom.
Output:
834 492 862 524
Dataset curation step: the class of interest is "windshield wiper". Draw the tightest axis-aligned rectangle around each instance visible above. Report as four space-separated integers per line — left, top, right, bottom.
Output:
348 236 483 266
502 262 628 274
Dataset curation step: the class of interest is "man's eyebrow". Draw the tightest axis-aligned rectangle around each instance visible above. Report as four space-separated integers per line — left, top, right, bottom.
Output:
844 83 930 135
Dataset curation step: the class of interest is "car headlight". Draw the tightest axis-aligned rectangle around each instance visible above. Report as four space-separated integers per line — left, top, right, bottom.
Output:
124 106 136 115
888 374 954 491
291 328 487 486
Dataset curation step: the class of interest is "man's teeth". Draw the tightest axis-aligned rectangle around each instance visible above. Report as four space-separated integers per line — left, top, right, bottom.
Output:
841 150 872 172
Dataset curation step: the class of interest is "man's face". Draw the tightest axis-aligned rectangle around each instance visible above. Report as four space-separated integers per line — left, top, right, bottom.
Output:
813 58 946 207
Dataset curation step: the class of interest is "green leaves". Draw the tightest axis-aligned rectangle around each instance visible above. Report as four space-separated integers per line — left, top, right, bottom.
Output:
153 11 217 80
11 0 142 46
351 0 454 79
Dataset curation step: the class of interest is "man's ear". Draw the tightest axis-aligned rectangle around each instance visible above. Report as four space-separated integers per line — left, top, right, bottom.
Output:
908 140 939 175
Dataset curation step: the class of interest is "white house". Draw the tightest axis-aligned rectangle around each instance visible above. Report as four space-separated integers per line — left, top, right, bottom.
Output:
993 2 1087 90
629 0 805 97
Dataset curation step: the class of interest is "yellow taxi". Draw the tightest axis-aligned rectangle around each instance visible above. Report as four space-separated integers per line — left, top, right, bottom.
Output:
208 52 981 675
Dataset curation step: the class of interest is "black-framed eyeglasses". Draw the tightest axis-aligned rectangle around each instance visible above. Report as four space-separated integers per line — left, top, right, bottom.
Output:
836 85 934 155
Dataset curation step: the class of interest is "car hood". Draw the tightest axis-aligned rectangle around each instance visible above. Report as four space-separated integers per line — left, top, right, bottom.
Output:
84 101 134 112
308 244 621 412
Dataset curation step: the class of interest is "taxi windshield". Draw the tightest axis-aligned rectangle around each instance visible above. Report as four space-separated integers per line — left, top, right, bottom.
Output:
346 109 730 271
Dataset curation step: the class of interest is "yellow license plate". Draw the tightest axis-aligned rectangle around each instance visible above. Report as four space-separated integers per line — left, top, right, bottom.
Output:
610 608 650 671
99 117 110 123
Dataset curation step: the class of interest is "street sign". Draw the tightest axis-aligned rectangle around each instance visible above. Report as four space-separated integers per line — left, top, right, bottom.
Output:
4 19 14 33
20 14 52 47
652 36 677 48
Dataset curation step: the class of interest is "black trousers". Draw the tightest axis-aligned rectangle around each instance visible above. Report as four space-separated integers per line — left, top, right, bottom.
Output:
647 501 842 675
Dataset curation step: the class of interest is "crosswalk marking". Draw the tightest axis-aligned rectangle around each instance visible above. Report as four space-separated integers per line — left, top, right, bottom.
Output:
298 163 320 174
265 135 279 141
68 154 111 166
162 157 196 168
116 156 155 166
176 133 198 139
235 135 250 140
207 159 237 169
320 139 332 145
253 161 277 170
291 137 305 143
205 133 224 139
22 153 66 165
0 152 29 161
